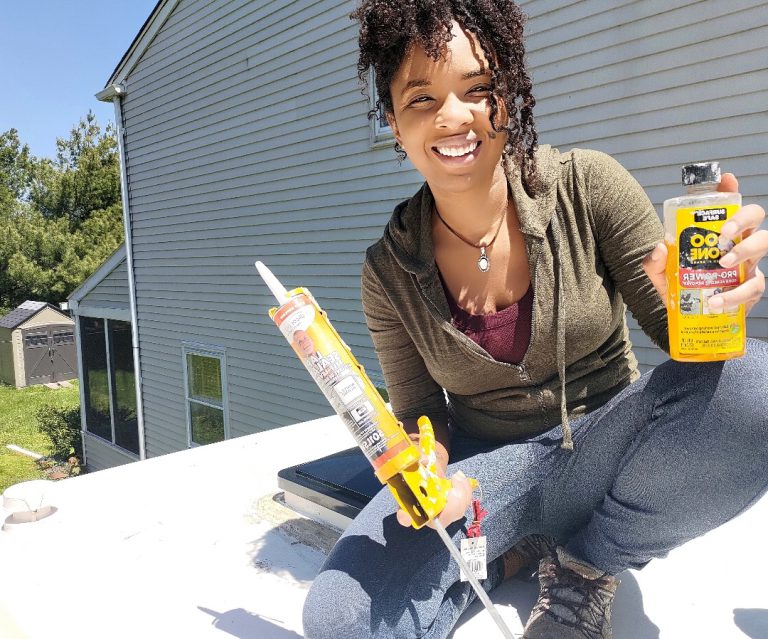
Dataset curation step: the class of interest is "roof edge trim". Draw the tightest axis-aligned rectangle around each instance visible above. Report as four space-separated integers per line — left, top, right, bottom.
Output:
102 0 182 89
68 244 128 303
96 84 124 102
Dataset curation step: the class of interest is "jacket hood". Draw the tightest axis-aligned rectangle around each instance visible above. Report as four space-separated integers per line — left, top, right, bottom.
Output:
382 144 562 276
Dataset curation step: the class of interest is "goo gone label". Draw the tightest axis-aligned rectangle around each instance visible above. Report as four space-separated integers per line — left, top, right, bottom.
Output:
674 204 744 356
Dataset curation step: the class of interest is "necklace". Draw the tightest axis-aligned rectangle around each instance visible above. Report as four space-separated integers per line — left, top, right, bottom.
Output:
433 203 507 273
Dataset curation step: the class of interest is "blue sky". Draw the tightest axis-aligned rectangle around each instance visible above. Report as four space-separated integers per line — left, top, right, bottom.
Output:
0 1 160 160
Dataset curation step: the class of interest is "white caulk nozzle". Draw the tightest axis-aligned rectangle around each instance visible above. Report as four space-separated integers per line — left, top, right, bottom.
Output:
255 261 290 306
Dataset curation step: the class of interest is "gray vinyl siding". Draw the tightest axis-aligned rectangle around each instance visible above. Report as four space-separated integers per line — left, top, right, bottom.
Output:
117 0 767 458
120 0 421 457
83 432 137 472
520 0 768 372
80 259 130 311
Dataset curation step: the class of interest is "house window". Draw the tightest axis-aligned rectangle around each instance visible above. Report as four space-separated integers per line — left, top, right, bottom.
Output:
369 68 394 145
80 317 139 455
182 344 228 447
80 318 111 442
109 321 138 454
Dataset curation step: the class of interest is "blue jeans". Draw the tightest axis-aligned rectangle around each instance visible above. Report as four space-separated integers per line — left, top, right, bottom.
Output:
303 339 768 639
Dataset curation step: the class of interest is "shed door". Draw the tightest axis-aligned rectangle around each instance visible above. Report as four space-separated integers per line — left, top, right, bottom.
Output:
22 324 77 386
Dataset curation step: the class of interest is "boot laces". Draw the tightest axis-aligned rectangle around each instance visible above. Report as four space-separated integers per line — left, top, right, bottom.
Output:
532 560 613 637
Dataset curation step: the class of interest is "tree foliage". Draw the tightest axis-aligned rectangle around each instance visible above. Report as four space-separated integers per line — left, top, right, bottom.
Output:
0 113 123 314
31 111 121 228
0 129 32 213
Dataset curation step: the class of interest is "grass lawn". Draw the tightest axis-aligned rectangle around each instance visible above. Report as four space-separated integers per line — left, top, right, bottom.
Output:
0 382 80 493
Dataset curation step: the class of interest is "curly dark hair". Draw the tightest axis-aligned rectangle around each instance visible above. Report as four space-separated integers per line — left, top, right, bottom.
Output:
351 0 539 194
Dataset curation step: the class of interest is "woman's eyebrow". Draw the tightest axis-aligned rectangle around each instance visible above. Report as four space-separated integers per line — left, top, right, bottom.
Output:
400 68 489 97
462 68 488 80
401 79 431 96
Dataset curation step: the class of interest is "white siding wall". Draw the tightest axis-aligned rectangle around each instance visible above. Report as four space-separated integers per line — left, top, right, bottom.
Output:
121 0 422 456
520 0 768 371
83 432 137 472
121 0 767 458
80 259 131 311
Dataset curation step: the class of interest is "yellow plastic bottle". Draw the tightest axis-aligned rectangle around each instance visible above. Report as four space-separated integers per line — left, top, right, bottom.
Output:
663 161 745 362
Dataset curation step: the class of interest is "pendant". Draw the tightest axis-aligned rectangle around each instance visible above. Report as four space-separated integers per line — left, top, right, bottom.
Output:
477 246 490 273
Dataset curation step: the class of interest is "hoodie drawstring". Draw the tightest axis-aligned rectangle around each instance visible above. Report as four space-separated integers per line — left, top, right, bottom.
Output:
551 213 573 451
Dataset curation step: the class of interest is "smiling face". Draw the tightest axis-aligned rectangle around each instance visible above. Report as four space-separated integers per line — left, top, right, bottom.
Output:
293 330 316 358
386 21 508 192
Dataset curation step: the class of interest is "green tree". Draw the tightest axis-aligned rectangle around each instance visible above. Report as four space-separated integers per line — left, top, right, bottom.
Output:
0 114 123 312
31 111 121 228
0 203 123 309
0 129 33 213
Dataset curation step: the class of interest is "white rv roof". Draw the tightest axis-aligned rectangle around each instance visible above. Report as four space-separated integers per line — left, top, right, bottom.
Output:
1 416 765 638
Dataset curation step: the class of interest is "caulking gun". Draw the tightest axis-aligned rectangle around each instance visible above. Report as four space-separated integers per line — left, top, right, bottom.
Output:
256 261 519 638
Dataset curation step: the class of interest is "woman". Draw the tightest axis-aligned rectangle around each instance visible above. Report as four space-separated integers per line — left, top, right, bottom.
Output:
304 2 768 638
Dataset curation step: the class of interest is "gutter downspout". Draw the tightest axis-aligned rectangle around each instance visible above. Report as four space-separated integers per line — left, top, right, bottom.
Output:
97 84 147 461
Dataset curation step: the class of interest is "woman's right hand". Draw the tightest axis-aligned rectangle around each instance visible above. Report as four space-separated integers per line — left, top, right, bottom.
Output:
395 468 475 529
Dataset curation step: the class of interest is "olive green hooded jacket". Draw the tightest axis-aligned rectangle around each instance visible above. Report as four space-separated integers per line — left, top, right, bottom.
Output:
361 146 669 448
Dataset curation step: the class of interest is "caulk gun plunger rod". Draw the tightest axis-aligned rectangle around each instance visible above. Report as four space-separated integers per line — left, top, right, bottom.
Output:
432 520 517 638
255 261 289 306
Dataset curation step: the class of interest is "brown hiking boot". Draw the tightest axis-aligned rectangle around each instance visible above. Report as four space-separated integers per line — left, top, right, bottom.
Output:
502 534 557 580
523 547 619 638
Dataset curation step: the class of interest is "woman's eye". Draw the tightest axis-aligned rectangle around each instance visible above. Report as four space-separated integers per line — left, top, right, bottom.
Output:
471 85 492 94
408 95 432 106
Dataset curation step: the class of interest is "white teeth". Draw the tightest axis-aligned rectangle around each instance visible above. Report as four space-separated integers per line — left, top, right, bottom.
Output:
435 142 479 157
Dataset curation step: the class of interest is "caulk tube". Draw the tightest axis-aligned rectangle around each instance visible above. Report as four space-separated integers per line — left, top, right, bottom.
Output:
257 262 515 637
256 262 454 528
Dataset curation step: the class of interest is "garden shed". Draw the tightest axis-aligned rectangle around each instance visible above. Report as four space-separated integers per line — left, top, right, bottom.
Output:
0 301 77 388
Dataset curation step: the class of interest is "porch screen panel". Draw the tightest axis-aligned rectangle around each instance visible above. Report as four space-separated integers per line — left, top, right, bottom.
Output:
80 317 111 440
109 320 139 455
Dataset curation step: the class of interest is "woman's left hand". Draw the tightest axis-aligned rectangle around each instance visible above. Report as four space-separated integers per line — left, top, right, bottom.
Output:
643 173 767 314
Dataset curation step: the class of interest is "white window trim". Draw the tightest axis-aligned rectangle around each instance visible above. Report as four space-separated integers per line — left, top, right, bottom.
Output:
369 67 395 148
181 341 230 448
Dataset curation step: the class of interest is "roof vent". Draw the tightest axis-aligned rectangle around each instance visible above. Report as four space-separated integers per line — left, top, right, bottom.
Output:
2 480 58 532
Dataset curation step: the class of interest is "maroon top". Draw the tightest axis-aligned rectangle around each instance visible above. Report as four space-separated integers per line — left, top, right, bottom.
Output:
441 276 533 365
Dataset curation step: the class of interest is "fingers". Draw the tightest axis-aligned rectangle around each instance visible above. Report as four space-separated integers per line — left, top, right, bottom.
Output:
431 470 473 528
718 172 739 193
396 509 413 527
397 469 474 529
712 174 766 316
719 203 766 243
708 264 765 313
642 242 668 306
719 228 768 269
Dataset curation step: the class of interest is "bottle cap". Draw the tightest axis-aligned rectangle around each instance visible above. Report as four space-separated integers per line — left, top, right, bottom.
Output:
682 162 720 187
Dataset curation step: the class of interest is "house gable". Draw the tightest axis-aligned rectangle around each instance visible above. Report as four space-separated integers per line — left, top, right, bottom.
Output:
102 0 181 90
